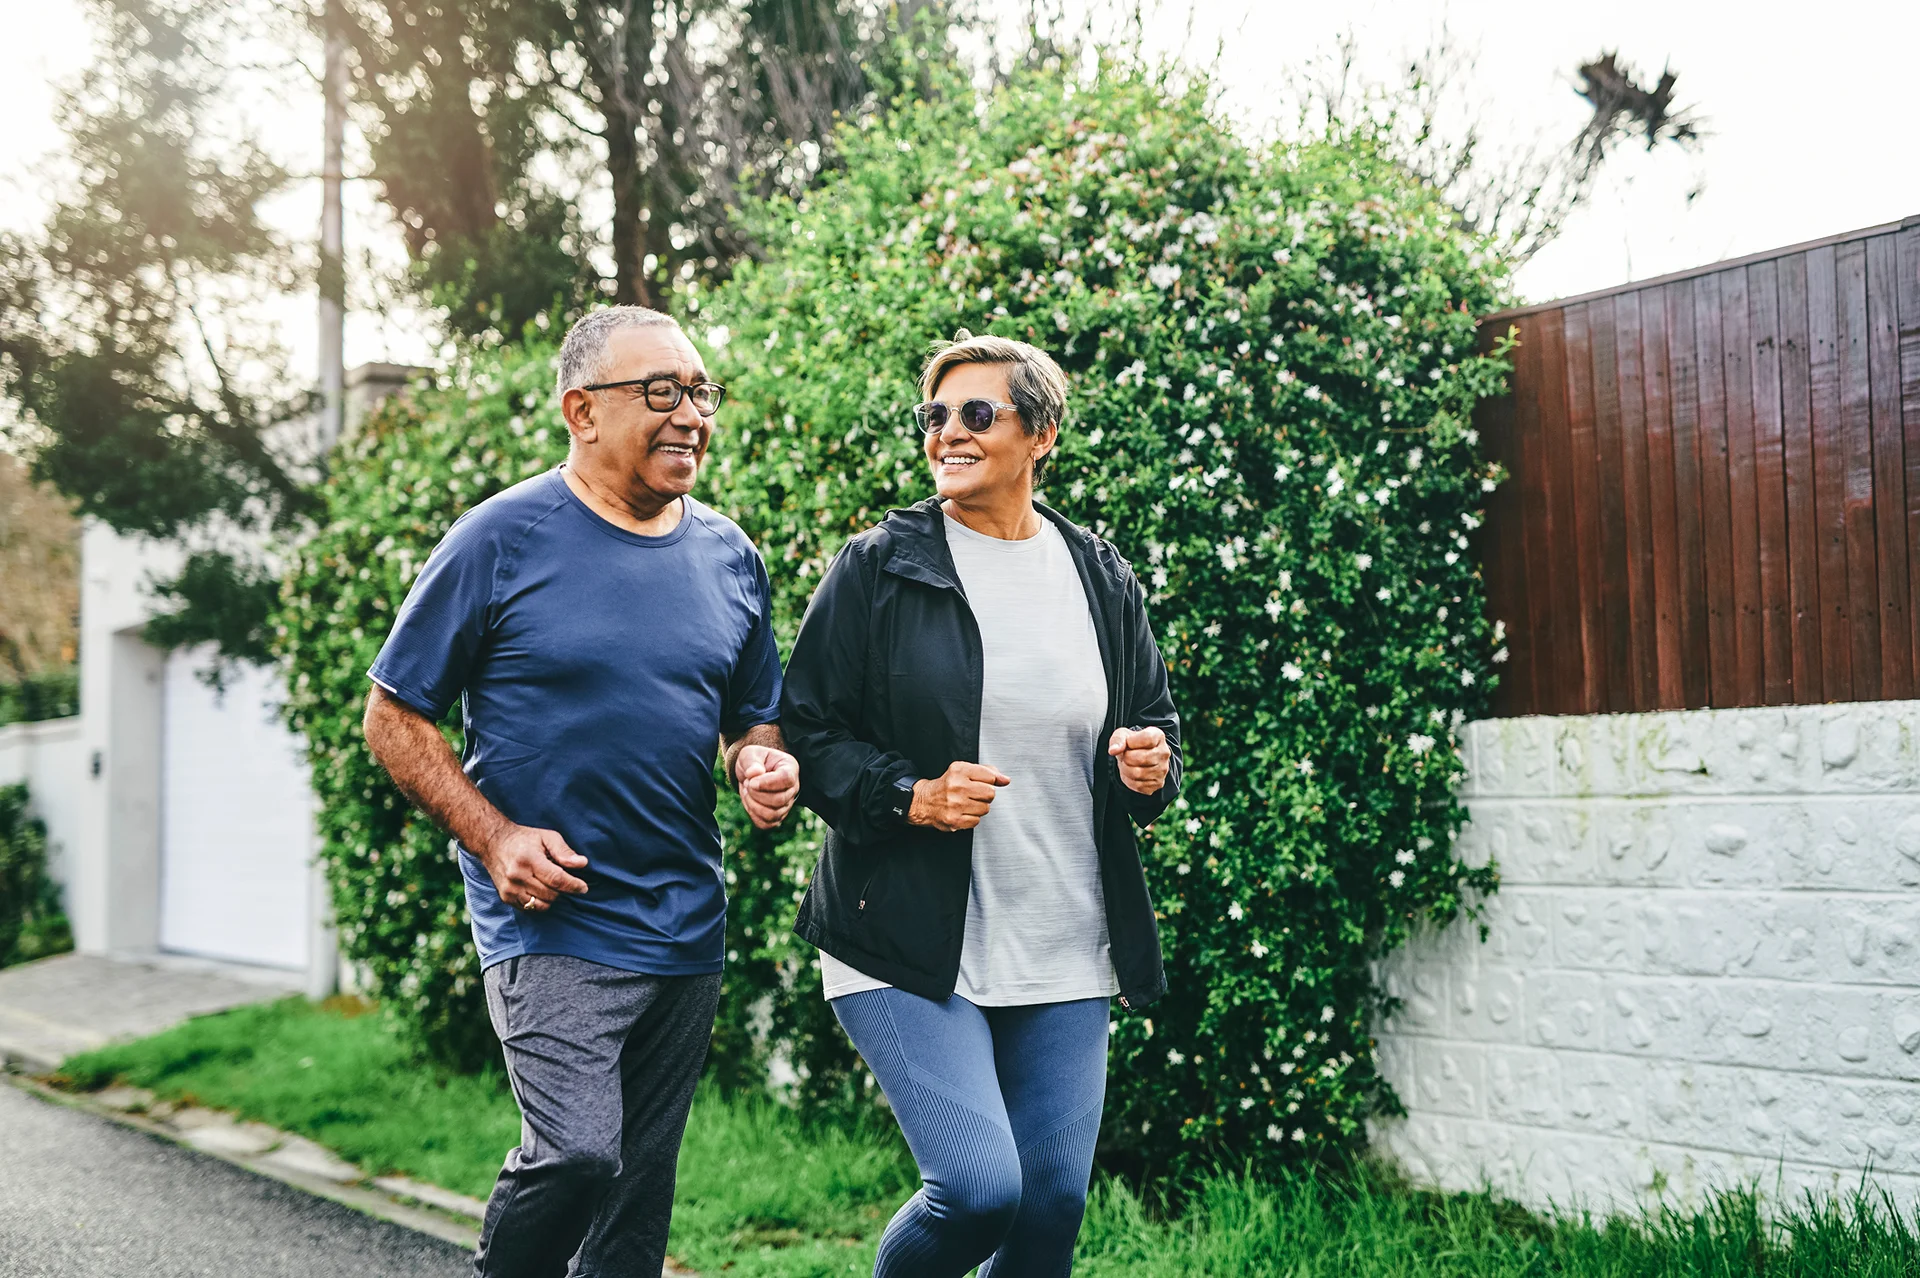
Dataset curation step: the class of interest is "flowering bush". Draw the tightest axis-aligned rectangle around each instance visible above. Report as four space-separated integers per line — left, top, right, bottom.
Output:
692 63 1511 1179
279 61 1513 1178
278 343 570 1068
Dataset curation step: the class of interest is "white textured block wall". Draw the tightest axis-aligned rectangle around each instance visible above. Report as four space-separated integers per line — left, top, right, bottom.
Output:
1372 701 1920 1213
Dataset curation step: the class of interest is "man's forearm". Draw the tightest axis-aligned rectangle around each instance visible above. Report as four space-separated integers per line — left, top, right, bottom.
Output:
722 722 787 787
364 685 513 855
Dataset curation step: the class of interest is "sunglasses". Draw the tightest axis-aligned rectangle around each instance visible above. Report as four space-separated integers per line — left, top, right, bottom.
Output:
912 399 1019 435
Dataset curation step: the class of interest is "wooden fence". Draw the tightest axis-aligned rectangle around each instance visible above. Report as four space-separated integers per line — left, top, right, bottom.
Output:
1476 215 1920 717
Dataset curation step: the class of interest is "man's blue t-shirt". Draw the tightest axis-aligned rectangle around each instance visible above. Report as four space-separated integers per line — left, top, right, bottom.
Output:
368 469 781 975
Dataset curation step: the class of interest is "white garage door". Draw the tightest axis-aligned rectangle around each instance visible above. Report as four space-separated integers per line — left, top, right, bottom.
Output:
158 646 313 970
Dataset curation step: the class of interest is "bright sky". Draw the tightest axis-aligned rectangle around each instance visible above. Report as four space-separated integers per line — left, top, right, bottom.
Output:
2 0 1914 374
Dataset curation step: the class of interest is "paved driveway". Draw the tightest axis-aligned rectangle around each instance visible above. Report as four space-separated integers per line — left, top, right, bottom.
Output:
0 1083 470 1277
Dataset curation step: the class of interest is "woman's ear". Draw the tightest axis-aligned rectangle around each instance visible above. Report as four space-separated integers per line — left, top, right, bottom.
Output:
1032 423 1059 464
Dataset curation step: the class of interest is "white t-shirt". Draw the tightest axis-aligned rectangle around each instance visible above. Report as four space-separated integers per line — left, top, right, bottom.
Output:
820 513 1117 1004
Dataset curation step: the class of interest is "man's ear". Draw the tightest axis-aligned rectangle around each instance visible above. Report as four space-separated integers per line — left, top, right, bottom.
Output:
561 388 599 443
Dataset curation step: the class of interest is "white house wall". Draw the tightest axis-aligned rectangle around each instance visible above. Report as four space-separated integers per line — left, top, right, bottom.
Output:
1373 701 1920 1212
0 716 85 888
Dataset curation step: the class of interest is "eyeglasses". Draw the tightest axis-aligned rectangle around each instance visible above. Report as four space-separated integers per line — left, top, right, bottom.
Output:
581 376 727 416
912 399 1018 435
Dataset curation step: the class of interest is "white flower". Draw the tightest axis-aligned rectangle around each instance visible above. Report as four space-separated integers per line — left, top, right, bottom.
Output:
1278 570 1292 591
1406 733 1435 754
1217 369 1233 387
1147 263 1182 289
1354 553 1373 570
1295 757 1315 776
1168 1049 1185 1066
1241 1097 1256 1110
1228 902 1244 921
1303 385 1323 401
1481 477 1497 492
1281 661 1304 681
1493 647 1509 664
1396 848 1416 865
977 287 993 301
1250 941 1268 958
1493 619 1507 643
1177 862 1191 875
1461 670 1477 686
1265 598 1284 620
1320 1006 1335 1022
1416 836 1435 851
1267 1124 1284 1141
1116 359 1147 385
1292 1127 1307 1142
1186 818 1202 834
1183 383 1198 402
1053 310 1071 331
1444 551 1459 565
1389 870 1406 888
1376 587 1392 601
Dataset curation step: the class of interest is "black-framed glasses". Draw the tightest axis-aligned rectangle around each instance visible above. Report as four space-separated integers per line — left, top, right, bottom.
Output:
582 376 727 416
913 398 1018 435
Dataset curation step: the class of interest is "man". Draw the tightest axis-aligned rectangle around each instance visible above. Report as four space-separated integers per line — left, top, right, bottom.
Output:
363 305 799 1278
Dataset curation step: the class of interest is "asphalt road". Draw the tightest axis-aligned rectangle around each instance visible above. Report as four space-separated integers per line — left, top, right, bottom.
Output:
0 1082 471 1278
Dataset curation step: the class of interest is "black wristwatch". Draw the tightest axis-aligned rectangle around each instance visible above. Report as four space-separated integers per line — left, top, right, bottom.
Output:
889 774 918 821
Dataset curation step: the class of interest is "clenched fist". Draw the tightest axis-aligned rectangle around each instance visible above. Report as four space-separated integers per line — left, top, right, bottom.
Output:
478 823 590 911
908 761 1011 832
1108 725 1170 796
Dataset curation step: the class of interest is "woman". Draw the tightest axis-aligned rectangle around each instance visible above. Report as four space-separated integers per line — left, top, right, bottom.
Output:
781 331 1182 1277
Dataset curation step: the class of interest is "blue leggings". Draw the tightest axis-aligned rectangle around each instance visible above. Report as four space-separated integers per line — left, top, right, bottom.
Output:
832 988 1109 1278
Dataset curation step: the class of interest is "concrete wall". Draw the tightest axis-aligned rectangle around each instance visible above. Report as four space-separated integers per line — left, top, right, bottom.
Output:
1373 701 1920 1212
0 716 85 884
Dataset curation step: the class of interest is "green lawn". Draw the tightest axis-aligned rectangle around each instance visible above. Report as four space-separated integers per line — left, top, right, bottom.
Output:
57 997 1920 1277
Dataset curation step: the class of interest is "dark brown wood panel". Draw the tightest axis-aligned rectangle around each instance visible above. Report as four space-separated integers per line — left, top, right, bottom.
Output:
1614 292 1661 707
1588 297 1635 712
1532 309 1586 714
1477 218 1920 715
1663 278 1711 707
1720 265 1765 705
1747 261 1794 702
1838 241 1883 700
1694 272 1739 706
1867 236 1913 699
1562 303 1608 713
1777 253 1824 703
1902 226 1920 687
1513 312 1562 713
1808 244 1854 698
1476 317 1533 716
1641 288 1685 706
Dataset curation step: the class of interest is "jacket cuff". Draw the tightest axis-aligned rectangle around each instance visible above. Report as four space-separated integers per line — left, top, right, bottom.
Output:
863 760 922 833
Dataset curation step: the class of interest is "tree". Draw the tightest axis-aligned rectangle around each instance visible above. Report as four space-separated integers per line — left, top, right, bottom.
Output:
1300 31 1703 264
0 456 79 681
340 0 957 335
0 0 314 673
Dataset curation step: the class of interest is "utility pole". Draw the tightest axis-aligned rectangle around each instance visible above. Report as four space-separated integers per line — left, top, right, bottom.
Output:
312 0 347 1002
318 0 346 451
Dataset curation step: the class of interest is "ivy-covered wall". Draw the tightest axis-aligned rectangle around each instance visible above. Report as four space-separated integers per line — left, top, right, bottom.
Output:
280 63 1512 1182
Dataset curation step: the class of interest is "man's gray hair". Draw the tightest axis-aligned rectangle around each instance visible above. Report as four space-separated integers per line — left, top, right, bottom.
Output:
555 306 681 400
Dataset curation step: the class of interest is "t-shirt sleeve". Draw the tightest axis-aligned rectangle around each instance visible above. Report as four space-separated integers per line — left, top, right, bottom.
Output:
721 544 782 734
366 512 500 721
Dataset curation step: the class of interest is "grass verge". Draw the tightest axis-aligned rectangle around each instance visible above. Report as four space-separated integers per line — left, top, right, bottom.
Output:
58 996 1920 1277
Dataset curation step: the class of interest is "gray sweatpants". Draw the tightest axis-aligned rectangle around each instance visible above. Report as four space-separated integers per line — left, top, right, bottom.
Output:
474 954 722 1278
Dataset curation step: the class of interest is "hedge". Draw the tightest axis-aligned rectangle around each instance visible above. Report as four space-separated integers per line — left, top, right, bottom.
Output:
280 61 1511 1181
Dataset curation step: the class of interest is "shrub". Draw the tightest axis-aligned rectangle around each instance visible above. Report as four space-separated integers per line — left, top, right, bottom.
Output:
0 782 73 966
279 60 1514 1180
0 666 79 727
690 62 1510 1180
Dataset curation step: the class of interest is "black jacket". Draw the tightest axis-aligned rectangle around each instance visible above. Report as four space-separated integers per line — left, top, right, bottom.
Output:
782 497 1182 1011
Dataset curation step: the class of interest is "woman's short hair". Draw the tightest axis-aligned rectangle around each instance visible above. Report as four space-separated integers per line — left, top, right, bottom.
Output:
919 331 1069 482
